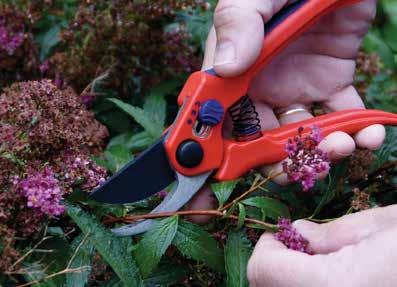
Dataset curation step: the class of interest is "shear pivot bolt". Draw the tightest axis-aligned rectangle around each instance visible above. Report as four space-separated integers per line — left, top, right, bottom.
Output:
176 140 203 168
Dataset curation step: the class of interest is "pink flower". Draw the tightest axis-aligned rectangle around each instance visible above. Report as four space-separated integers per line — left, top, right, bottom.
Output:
15 167 65 217
157 190 168 199
39 60 50 74
283 126 330 191
274 218 310 253
81 92 96 108
61 153 107 192
0 25 24 55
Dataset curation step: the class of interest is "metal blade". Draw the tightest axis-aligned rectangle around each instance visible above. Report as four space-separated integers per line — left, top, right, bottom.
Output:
112 171 212 236
90 137 175 204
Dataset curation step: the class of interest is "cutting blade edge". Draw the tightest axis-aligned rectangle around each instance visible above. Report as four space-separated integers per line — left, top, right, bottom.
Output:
90 136 176 204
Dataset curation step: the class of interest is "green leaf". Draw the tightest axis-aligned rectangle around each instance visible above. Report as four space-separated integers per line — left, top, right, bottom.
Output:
109 98 162 138
134 216 179 277
66 203 143 287
383 23 397 51
97 109 134 134
37 24 62 60
242 196 290 220
65 234 94 287
47 227 65 237
23 263 59 287
173 220 224 273
236 203 246 230
107 131 155 153
225 231 252 287
127 131 155 152
363 30 396 69
382 0 397 26
211 180 238 207
107 132 134 148
105 145 133 173
144 94 166 127
373 127 397 170
144 263 189 287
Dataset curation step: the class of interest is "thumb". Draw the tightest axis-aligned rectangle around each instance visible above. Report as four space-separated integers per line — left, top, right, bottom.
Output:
211 0 289 77
292 205 397 254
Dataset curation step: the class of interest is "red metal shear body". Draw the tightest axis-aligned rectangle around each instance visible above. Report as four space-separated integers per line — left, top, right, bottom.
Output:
165 0 397 181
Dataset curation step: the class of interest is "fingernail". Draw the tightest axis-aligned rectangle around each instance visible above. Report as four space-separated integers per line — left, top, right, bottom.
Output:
333 150 352 158
214 41 236 66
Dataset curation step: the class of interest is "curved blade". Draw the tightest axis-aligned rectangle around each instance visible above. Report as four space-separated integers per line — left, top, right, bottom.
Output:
112 171 212 236
90 137 175 204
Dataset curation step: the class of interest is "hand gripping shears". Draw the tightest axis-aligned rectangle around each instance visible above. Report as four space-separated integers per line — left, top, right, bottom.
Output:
91 0 397 236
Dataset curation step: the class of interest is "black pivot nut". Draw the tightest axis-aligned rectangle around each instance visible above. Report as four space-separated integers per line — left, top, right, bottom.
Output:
176 140 204 168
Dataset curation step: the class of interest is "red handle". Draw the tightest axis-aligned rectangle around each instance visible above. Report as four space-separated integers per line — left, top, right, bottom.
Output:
167 0 367 177
215 109 397 180
243 0 362 81
165 0 379 178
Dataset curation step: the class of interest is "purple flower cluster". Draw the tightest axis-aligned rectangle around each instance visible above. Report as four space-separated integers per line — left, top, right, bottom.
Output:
274 218 309 253
0 24 24 55
14 167 65 217
283 126 330 191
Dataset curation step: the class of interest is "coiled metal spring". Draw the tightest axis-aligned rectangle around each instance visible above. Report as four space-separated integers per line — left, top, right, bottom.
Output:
229 95 262 141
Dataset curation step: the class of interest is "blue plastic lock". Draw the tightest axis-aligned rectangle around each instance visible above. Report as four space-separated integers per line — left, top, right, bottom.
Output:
198 99 224 126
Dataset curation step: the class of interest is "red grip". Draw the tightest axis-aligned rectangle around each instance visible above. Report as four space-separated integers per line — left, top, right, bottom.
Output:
243 0 362 81
215 109 397 181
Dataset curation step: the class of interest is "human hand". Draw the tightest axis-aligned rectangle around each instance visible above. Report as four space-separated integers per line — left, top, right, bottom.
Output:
248 205 397 287
188 0 386 215
203 0 386 182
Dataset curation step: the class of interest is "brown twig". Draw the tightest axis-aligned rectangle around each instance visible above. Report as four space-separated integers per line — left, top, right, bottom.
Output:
220 172 283 212
7 236 53 272
107 209 276 231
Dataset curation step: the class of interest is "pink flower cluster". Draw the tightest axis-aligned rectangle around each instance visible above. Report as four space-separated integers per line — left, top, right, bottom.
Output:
283 126 330 191
62 155 107 192
0 25 24 55
274 218 309 253
15 167 65 217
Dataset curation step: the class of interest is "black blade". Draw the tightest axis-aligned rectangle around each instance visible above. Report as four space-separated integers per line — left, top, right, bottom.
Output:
90 137 175 204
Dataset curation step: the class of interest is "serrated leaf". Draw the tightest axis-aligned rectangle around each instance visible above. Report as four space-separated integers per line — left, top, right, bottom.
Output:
173 220 224 273
211 180 238 207
144 95 166 127
127 131 155 152
144 263 189 287
66 203 143 287
65 234 94 287
105 145 133 173
109 98 162 138
242 197 290 220
236 203 246 230
134 216 179 277
225 231 252 287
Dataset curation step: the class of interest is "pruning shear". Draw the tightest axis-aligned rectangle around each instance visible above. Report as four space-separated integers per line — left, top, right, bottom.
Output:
91 0 397 236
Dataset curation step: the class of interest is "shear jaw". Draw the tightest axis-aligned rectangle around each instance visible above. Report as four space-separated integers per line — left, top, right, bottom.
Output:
112 171 212 236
